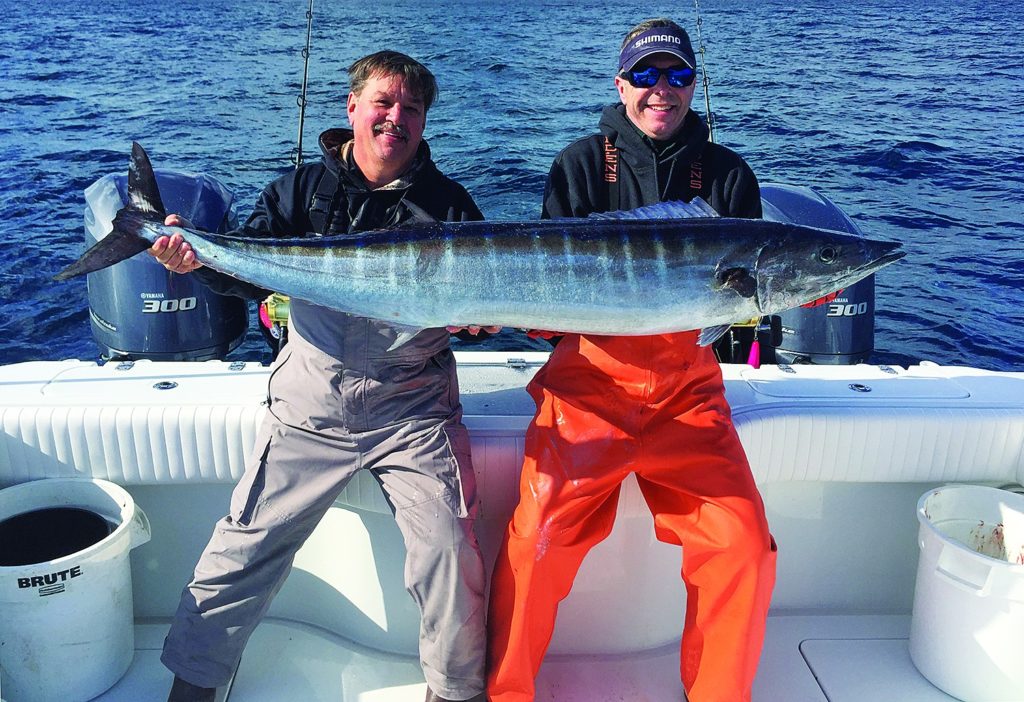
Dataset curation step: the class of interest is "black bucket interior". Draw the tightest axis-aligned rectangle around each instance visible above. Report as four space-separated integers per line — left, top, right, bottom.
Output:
0 507 115 567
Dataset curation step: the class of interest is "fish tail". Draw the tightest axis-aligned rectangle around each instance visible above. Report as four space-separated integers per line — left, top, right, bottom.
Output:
53 209 154 281
54 142 166 281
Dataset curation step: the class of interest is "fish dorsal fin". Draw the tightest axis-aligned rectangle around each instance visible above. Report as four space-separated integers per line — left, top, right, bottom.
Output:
128 142 167 217
586 197 720 221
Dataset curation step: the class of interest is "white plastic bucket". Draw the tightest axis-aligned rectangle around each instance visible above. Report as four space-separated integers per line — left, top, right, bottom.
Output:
909 484 1024 701
0 478 151 702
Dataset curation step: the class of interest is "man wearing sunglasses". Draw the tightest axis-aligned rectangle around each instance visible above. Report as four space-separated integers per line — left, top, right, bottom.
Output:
487 18 776 702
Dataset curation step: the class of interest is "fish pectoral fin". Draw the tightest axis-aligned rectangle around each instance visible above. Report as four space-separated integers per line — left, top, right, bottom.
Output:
586 197 720 221
697 324 732 347
385 325 428 352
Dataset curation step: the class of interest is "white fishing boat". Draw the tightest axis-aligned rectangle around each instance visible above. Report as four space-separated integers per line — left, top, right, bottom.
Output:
1 351 1022 701
2 68 1021 699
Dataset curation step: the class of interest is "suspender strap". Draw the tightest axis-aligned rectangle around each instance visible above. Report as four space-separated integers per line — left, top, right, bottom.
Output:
605 138 705 210
308 167 339 236
602 136 620 212
688 154 704 202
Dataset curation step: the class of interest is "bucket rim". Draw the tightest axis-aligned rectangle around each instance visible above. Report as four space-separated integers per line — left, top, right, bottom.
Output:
917 484 1024 569
0 477 139 571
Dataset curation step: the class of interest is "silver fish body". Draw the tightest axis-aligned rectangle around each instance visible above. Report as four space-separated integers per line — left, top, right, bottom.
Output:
56 143 904 337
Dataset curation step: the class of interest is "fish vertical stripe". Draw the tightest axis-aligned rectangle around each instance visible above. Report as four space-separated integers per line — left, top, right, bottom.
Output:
620 232 637 293
531 234 545 292
387 243 398 291
598 238 612 292
405 241 417 294
562 234 577 289
443 236 454 285
354 244 366 280
653 236 669 287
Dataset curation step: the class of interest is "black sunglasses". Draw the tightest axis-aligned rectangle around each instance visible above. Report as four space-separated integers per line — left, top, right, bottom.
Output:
619 66 697 89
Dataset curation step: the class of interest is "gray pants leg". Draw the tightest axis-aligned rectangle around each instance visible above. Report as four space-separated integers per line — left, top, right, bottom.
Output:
369 419 486 699
161 413 486 698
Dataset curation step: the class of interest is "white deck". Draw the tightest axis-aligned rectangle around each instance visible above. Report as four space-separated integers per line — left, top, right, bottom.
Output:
95 614 960 701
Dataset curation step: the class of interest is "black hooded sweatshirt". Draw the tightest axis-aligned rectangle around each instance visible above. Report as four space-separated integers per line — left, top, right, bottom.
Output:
193 127 483 300
541 104 761 220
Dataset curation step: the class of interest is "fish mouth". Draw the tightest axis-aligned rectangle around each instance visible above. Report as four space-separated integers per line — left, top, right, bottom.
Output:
876 249 906 266
859 243 905 273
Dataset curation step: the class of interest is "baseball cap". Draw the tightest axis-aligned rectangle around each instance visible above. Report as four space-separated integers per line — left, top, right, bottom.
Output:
619 26 696 71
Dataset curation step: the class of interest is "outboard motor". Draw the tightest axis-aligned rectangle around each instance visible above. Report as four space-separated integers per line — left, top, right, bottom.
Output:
83 169 248 361
760 183 876 365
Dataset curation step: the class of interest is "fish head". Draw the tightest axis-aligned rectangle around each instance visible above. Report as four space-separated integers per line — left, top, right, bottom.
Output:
754 227 904 313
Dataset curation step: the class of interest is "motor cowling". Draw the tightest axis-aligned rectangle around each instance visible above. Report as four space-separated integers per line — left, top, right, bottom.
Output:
759 183 876 365
83 169 248 361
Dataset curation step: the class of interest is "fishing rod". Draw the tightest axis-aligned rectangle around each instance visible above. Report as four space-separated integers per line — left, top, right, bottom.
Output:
292 0 315 168
692 0 716 143
691 0 779 364
272 0 315 353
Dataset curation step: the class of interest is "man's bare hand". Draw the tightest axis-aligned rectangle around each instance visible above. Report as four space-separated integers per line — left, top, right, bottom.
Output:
525 329 559 340
149 214 202 273
446 325 502 335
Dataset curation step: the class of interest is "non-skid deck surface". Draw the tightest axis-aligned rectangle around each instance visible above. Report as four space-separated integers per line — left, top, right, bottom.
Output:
89 615 960 701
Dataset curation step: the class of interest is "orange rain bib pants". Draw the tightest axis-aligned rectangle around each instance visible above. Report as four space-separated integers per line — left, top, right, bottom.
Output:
487 332 777 702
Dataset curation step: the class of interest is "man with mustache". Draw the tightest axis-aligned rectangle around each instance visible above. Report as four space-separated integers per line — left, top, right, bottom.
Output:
153 51 490 702
487 18 777 702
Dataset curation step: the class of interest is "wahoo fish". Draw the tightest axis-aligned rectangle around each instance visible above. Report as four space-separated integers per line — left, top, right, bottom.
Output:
56 143 904 344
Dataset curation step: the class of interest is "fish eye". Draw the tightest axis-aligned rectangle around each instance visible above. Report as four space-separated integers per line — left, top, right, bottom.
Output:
818 246 838 264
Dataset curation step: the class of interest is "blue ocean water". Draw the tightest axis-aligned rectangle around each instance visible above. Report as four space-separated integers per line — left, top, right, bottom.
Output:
1 0 1021 369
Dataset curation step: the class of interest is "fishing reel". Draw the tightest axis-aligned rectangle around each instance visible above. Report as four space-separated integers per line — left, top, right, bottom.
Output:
258 293 291 360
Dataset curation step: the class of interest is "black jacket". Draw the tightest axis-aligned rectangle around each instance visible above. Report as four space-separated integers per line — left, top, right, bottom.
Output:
541 105 761 220
194 128 483 299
